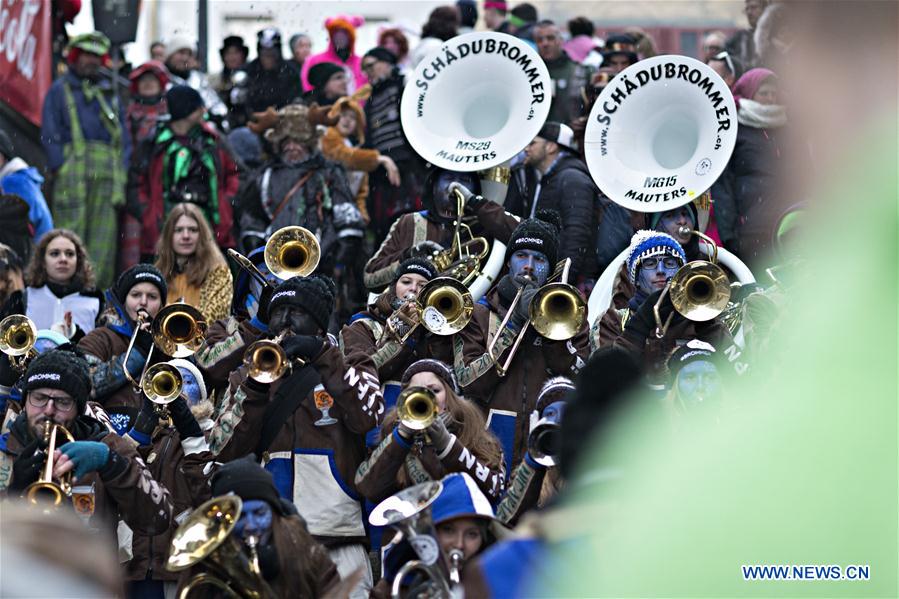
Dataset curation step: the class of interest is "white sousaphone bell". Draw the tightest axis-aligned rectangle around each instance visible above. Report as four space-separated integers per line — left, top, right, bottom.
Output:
400 32 552 301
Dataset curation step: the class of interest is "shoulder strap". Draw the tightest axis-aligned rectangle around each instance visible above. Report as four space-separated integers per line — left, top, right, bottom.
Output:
253 365 321 460
271 170 315 222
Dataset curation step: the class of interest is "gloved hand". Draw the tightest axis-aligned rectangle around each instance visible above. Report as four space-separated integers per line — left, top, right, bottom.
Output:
9 436 47 492
255 284 274 326
59 441 110 481
0 352 20 387
448 182 487 211
624 289 680 340
281 335 324 362
403 240 443 261
169 396 203 439
129 396 159 440
133 328 154 355
509 276 539 328
426 412 454 454
397 420 417 441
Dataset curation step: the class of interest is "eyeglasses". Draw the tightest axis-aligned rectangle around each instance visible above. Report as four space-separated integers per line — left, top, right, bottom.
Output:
713 51 735 76
641 257 681 270
28 392 76 412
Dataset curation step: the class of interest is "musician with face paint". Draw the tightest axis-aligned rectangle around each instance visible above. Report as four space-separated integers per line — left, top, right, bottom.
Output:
456 214 590 474
664 340 725 424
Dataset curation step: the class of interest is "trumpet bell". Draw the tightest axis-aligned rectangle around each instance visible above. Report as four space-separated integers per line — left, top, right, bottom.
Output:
152 303 207 358
142 363 183 405
0 315 37 356
244 339 289 384
583 55 737 213
418 277 474 336
400 32 551 172
529 283 586 341
167 495 242 572
265 226 321 279
669 261 732 321
528 420 560 468
369 480 443 528
396 386 439 431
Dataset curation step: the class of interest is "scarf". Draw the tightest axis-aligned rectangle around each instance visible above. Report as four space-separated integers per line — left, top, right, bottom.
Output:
737 99 787 129
46 279 85 298
157 126 220 224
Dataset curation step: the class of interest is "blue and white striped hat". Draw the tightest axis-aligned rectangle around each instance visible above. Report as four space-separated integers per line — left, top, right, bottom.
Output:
626 230 686 285
431 473 495 525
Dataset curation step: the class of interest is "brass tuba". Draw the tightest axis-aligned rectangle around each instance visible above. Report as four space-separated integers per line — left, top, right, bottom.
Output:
0 314 37 371
396 387 439 431
23 423 75 507
152 304 208 358
264 226 321 280
167 495 275 599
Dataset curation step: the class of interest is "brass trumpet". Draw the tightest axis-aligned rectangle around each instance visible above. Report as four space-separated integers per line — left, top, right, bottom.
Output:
654 228 731 337
264 226 321 280
167 495 275 599
152 304 207 358
0 314 37 371
243 332 294 384
141 363 184 407
528 418 560 467
23 423 75 507
396 386 439 431
384 277 474 344
488 258 586 377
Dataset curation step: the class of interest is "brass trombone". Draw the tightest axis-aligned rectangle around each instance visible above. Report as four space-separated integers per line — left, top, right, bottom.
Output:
384 277 474 345
141 362 184 410
167 495 275 599
264 226 321 280
488 258 586 377
152 304 207 358
430 187 490 286
123 310 154 393
653 227 731 338
23 423 75 507
396 386 439 431
0 314 37 371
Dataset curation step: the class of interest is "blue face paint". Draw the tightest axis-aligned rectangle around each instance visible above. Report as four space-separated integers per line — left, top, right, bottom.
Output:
675 360 722 406
509 249 550 285
658 207 695 243
636 255 680 296
177 367 203 406
541 400 566 424
434 171 478 218
234 499 274 546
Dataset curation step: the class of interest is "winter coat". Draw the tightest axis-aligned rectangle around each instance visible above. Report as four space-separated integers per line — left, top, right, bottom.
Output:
10 283 103 338
363 71 415 164
564 35 600 63
709 124 785 265
364 205 520 291
195 315 266 397
301 43 365 94
210 342 384 548
41 72 132 172
236 153 363 261
0 158 53 240
165 264 233 322
504 154 600 278
0 411 172 540
242 58 303 114
127 122 238 256
320 125 378 222
543 52 593 126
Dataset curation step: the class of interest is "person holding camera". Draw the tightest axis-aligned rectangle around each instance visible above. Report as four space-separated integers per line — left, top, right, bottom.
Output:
127 85 238 263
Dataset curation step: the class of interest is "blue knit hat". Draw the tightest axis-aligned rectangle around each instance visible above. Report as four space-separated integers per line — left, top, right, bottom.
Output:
431 473 495 525
626 230 686 285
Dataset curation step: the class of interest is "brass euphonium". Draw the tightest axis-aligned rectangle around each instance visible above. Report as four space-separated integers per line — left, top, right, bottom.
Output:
152 303 208 358
0 314 37 371
243 332 292 384
430 187 490 286
384 277 475 345
264 226 321 280
23 423 75 507
141 362 184 407
396 386 439 431
653 227 731 337
167 495 275 599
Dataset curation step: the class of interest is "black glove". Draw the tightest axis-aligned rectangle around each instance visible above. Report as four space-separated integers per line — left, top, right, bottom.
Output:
624 289 680 340
0 354 19 387
133 328 154 355
509 276 539 328
9 437 47 492
448 181 487 211
256 284 274 326
169 397 203 440
403 240 443 261
281 335 324 362
130 396 159 439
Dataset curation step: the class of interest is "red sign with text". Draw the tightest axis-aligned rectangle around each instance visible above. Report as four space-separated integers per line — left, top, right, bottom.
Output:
0 0 52 126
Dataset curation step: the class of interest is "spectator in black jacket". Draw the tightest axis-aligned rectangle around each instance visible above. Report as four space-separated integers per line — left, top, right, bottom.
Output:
237 28 302 119
505 122 598 282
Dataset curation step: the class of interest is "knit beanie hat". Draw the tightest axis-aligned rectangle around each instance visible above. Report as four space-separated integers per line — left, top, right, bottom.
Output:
23 349 92 411
308 62 344 90
364 46 398 65
506 217 559 267
649 203 698 232
114 264 168 305
0 129 15 160
667 339 717 380
625 230 687 285
169 358 208 404
401 359 460 394
395 258 438 283
268 274 336 332
210 456 288 515
536 375 575 414
165 85 205 121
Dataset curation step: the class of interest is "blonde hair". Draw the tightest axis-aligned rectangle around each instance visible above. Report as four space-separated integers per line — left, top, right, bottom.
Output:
154 203 225 287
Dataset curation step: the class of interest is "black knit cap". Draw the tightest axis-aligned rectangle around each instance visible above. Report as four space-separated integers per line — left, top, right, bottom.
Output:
395 257 438 282
268 274 336 332
211 456 288 516
165 85 205 121
220 35 249 58
506 216 559 267
667 340 717 380
308 62 344 90
23 348 92 411
401 359 460 394
364 46 398 65
114 263 168 305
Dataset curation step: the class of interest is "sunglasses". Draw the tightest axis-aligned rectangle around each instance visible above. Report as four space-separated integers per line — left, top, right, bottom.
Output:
714 50 736 76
